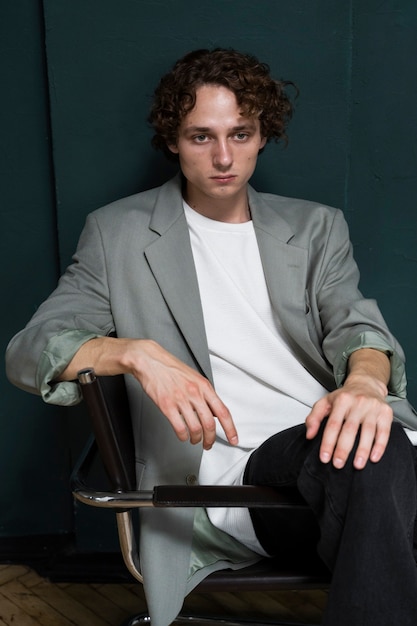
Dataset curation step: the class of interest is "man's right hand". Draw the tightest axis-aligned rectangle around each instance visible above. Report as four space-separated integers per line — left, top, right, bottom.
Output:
59 336 238 450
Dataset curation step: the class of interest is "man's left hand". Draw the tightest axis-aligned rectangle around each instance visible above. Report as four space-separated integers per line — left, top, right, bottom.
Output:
305 349 393 470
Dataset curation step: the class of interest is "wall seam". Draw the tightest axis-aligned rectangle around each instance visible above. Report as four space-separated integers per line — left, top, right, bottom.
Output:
39 0 75 537
40 0 62 278
344 0 354 214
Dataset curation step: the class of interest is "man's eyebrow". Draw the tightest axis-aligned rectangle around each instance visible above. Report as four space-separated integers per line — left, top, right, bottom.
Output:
183 123 257 134
184 126 211 134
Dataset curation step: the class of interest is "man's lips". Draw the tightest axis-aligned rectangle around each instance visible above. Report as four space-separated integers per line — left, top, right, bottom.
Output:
210 174 237 182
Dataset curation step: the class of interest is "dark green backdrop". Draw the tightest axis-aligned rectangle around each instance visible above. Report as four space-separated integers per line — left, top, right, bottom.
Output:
1 0 416 562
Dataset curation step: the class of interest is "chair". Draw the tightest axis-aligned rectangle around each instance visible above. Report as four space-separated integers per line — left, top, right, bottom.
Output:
71 368 330 626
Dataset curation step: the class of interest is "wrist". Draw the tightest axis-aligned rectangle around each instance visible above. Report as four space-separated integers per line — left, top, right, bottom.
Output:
345 348 390 395
343 372 388 398
118 338 164 380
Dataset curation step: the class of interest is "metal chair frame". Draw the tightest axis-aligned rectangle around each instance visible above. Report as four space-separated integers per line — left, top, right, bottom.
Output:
71 369 330 626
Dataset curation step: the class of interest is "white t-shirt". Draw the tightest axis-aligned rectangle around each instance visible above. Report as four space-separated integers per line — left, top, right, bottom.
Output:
184 203 328 554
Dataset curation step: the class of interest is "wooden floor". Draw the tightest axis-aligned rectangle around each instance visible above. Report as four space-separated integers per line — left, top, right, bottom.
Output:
0 563 327 626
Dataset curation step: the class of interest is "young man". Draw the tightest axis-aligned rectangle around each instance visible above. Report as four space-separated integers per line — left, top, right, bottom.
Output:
6 49 417 626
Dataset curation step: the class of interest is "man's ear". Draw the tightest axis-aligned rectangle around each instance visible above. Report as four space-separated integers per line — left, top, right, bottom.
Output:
167 143 179 155
260 136 267 150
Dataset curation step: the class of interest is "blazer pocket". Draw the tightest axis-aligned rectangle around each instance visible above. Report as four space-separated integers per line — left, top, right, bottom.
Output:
304 290 322 350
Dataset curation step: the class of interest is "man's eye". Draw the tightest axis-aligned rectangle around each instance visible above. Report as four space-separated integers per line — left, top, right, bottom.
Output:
194 135 207 142
235 133 248 140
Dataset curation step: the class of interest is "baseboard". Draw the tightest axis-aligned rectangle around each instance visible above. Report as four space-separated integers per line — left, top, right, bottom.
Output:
0 534 134 583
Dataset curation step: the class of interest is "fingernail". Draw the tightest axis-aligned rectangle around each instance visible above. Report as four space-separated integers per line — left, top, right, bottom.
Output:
230 435 238 445
333 457 344 469
321 452 330 463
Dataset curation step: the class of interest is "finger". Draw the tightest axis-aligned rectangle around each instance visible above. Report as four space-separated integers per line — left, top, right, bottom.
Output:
166 404 214 448
191 404 218 450
318 390 356 465
369 407 393 464
319 413 347 465
209 399 238 446
336 400 393 469
305 396 331 439
165 408 198 443
190 383 237 448
331 413 366 469
156 378 211 446
351 419 376 469
175 401 236 450
161 390 208 445
327 403 392 470
181 406 207 446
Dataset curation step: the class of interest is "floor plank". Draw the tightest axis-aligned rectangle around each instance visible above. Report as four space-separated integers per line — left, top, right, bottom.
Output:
0 564 326 625
63 584 131 625
27 580 112 626
93 583 146 615
0 593 48 626
0 565 30 586
0 578 76 626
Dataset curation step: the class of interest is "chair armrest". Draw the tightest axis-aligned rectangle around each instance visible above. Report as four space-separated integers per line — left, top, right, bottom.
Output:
153 484 306 508
74 369 308 512
73 484 306 510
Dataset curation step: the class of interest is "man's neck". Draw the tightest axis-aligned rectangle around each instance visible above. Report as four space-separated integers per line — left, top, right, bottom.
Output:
183 187 251 223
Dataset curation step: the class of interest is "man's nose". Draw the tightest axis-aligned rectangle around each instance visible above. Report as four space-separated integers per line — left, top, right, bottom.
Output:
213 139 233 169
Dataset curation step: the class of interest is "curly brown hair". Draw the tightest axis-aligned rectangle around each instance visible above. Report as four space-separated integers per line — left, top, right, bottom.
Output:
149 48 297 159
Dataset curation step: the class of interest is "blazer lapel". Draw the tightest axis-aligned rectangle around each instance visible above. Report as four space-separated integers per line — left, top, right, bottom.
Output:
249 187 333 385
250 188 307 330
144 177 212 380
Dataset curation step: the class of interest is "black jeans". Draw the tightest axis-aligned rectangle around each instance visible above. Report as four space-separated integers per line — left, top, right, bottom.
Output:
243 421 417 626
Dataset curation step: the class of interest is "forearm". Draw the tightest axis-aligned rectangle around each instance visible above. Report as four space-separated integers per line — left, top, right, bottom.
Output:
57 336 151 380
344 347 391 397
59 335 237 449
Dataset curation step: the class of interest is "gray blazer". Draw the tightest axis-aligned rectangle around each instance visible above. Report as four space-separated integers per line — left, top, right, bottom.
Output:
6 175 417 626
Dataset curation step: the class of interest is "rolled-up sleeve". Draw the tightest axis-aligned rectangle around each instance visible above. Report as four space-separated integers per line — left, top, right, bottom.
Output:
333 330 407 399
36 329 100 405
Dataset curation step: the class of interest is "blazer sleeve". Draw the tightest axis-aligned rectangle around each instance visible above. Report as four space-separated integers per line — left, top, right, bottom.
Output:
5 213 116 401
312 209 407 398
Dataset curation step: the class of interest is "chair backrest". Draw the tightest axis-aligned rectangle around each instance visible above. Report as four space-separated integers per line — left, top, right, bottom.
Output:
77 369 136 491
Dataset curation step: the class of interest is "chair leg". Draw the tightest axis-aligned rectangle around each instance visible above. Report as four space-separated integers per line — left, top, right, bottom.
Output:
120 615 149 626
121 613 320 626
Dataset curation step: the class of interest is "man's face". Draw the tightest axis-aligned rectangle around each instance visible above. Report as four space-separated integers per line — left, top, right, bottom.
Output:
169 84 266 220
